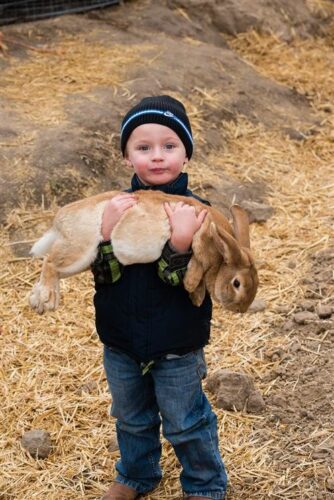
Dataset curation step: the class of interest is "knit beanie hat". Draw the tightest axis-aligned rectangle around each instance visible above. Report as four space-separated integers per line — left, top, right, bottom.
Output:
120 95 193 159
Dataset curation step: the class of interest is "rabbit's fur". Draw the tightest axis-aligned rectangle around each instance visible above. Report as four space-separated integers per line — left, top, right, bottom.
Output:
29 190 258 314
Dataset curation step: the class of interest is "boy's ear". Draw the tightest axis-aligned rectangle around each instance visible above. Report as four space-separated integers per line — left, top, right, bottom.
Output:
124 157 132 167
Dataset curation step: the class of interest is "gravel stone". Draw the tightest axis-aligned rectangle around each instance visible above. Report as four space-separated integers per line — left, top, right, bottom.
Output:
293 311 318 324
248 299 266 313
21 429 52 459
316 305 332 319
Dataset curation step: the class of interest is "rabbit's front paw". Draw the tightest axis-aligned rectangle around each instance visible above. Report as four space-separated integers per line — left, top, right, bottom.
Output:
184 268 201 293
189 281 206 307
29 281 59 314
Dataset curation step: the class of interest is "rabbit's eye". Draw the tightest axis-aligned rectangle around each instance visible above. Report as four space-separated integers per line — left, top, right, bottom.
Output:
233 278 241 289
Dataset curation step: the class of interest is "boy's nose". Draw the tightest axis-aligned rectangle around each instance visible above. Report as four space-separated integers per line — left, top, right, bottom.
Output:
151 147 164 161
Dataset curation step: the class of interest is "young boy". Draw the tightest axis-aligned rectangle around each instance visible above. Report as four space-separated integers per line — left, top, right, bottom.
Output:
91 96 228 499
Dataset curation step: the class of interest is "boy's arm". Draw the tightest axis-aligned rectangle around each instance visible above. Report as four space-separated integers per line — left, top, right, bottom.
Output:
91 193 137 285
94 239 191 286
157 202 207 287
157 241 193 286
91 240 123 285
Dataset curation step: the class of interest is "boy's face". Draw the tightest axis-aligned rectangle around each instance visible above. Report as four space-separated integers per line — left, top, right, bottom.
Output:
124 123 188 186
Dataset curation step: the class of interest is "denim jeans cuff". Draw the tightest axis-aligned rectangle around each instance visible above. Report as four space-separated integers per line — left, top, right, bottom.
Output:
115 475 160 494
183 490 226 499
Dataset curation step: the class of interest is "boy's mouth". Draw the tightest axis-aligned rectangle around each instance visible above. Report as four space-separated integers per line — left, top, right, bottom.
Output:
150 168 167 173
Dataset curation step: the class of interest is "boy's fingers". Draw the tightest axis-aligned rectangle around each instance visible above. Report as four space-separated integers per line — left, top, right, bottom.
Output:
120 201 136 211
119 197 137 205
197 209 208 224
164 202 173 217
172 202 183 211
105 196 136 215
113 193 136 202
113 197 137 208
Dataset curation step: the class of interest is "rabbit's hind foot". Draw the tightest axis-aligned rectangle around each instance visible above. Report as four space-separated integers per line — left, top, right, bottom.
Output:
29 281 60 314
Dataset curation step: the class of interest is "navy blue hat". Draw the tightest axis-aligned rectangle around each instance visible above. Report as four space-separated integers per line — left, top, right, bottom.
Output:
120 95 193 159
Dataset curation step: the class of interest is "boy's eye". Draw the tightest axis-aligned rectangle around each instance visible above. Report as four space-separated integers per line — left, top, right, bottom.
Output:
164 143 175 150
138 145 150 151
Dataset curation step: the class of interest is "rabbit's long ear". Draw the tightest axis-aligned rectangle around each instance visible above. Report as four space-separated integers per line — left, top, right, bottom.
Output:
230 205 250 249
210 222 242 265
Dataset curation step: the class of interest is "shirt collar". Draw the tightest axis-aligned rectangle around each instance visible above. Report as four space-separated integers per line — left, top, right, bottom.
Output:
130 173 189 195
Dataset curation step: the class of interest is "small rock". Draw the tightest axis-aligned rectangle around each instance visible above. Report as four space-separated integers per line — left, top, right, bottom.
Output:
243 476 255 484
287 260 297 269
78 380 98 395
248 299 266 313
316 305 332 319
240 200 274 223
206 370 264 413
21 429 52 459
284 127 308 141
272 366 286 378
271 394 286 407
326 478 334 491
312 449 329 460
299 300 315 312
282 320 295 332
293 311 318 325
300 409 315 420
247 390 266 413
107 435 119 453
268 414 281 423
275 304 291 315
265 348 285 362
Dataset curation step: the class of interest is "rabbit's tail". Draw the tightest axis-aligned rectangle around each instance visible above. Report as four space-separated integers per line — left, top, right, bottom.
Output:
30 229 58 257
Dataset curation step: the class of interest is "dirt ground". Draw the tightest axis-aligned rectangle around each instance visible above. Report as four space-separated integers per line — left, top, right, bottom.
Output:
0 0 334 498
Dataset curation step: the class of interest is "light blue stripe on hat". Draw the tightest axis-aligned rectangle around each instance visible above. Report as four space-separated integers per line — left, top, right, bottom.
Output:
120 109 193 144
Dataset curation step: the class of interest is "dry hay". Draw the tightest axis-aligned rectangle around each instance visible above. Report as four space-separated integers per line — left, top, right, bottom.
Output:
1 11 334 500
0 33 146 124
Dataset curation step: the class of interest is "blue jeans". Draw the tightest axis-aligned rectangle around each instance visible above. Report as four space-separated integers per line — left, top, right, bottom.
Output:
103 347 227 498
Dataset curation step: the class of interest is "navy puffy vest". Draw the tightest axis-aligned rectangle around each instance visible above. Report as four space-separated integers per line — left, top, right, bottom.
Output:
93 173 212 362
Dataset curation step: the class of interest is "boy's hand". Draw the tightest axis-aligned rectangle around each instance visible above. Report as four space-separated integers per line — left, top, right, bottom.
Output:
101 193 137 241
164 202 207 253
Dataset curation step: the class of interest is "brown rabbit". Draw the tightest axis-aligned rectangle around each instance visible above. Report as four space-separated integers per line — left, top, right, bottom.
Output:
29 190 258 314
